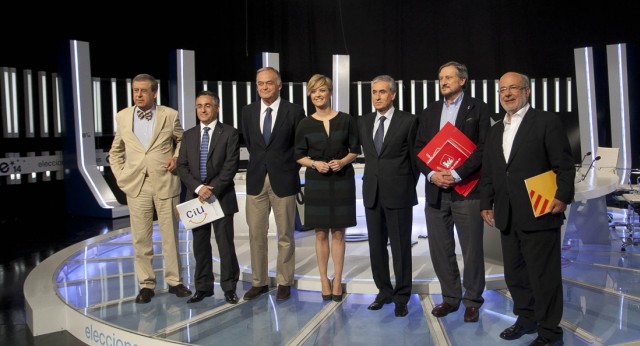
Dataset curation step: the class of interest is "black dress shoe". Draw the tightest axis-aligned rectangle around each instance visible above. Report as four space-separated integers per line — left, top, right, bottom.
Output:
187 290 214 304
168 284 193 297
499 323 537 340
394 302 408 317
243 285 269 300
431 302 459 317
529 336 564 346
367 297 392 310
464 307 480 322
224 291 239 304
135 288 155 304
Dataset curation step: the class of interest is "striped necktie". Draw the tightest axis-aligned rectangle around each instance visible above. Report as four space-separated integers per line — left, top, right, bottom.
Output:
200 127 210 182
374 116 386 155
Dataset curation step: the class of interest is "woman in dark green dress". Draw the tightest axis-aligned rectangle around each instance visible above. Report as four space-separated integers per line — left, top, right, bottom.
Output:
294 74 360 302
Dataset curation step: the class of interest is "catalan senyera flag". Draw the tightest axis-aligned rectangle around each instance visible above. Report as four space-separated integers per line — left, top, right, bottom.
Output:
524 170 557 218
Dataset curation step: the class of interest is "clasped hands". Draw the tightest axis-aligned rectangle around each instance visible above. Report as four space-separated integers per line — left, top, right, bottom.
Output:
431 167 456 189
315 159 344 174
198 186 213 202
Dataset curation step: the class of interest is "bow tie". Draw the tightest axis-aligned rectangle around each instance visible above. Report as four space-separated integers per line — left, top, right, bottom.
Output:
137 109 152 120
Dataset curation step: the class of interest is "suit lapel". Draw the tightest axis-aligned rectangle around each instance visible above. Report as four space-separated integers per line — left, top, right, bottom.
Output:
455 96 474 128
122 107 146 152
208 122 224 156
147 106 167 152
269 101 288 145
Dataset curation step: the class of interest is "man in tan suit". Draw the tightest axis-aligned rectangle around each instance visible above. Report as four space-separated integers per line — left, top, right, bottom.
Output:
109 74 191 303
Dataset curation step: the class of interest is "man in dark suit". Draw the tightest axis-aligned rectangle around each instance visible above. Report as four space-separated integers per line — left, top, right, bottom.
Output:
481 72 574 346
415 61 490 323
176 91 240 304
359 75 419 317
241 67 306 301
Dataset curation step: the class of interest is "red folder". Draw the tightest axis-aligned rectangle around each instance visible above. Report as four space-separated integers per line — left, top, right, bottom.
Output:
417 122 479 196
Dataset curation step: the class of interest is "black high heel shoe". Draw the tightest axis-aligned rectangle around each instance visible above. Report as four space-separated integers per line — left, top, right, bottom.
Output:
331 278 344 302
322 277 332 301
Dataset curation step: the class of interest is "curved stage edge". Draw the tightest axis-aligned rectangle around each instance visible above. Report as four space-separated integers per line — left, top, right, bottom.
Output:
24 214 506 345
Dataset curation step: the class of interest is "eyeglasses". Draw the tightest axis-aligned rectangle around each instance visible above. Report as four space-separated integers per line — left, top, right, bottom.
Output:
497 85 528 94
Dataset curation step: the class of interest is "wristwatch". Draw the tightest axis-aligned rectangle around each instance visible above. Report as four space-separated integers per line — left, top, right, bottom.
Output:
311 161 316 170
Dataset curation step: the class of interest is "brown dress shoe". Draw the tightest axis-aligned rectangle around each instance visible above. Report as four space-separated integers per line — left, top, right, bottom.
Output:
464 306 480 322
243 285 269 300
431 302 459 317
276 285 291 301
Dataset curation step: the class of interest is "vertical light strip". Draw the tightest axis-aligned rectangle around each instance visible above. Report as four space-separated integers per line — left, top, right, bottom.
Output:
554 78 560 112
10 68 19 135
1 68 12 137
110 78 117 135
126 79 132 106
410 80 416 115
542 78 548 111
584 49 596 156
246 82 252 104
288 82 294 103
38 72 49 136
357 81 362 116
531 79 536 109
217 81 224 123
616 44 628 176
93 78 102 135
232 81 238 127
24 70 35 137
470 79 476 98
494 80 500 114
202 81 208 91
303 82 308 115
434 80 440 102
157 79 162 105
482 80 488 104
398 80 404 111
423 80 428 109
53 74 62 137
567 78 572 112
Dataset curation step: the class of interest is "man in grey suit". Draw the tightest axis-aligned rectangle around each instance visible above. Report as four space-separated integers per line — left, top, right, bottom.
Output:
359 75 419 317
176 91 240 305
415 61 490 323
241 67 306 301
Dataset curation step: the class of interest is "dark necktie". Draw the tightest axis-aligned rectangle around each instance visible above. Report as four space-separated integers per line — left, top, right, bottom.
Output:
137 109 152 120
200 127 210 182
374 116 386 155
263 107 272 143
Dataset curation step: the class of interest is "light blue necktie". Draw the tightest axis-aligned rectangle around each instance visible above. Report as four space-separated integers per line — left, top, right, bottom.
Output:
374 116 386 155
200 127 209 182
263 107 272 143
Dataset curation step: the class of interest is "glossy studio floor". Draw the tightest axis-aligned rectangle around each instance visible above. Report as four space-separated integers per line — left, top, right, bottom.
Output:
12 194 640 346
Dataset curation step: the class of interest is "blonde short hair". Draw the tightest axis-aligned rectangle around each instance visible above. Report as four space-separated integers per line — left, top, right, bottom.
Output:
307 74 333 96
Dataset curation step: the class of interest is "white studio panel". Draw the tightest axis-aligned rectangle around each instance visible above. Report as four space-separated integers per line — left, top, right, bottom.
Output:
232 81 239 127
423 80 428 110
217 81 224 123
92 78 102 135
470 79 476 99
53 74 62 137
67 40 127 217
397 80 404 111
494 79 500 114
262 52 280 71
531 78 536 109
110 78 118 134
606 43 631 184
174 49 196 130
38 72 50 137
574 47 599 160
555 78 560 113
332 55 350 114
410 80 416 115
23 70 35 137
303 81 308 115
1 67 19 138
542 78 548 111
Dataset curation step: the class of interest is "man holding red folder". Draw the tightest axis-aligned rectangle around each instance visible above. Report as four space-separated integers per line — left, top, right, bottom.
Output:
415 61 490 323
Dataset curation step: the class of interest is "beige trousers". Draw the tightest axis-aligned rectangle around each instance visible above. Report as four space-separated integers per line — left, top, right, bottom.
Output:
246 174 297 286
127 176 182 289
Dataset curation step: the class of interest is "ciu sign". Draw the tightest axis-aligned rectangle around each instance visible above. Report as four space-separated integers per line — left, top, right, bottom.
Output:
176 198 224 230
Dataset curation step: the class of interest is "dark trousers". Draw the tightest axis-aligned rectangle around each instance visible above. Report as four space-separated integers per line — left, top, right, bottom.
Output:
365 200 413 304
191 214 240 293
